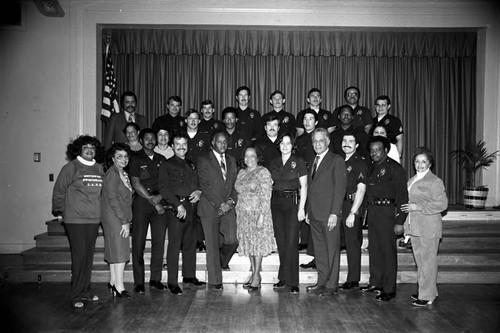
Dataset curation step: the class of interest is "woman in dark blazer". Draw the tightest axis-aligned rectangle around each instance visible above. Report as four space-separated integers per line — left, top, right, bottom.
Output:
402 147 448 307
101 143 134 298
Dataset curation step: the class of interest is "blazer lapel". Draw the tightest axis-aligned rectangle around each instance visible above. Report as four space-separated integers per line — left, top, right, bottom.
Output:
209 151 225 181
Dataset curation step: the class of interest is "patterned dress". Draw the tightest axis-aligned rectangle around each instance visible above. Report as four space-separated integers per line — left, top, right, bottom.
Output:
235 166 276 256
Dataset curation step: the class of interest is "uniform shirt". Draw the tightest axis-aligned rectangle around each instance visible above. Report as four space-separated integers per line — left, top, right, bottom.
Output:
254 135 281 170
199 118 224 136
366 156 408 225
225 130 250 167
296 108 333 131
151 113 186 134
187 131 211 167
329 125 369 158
295 131 315 170
269 155 308 191
372 114 404 145
332 105 373 130
345 152 369 195
236 106 264 140
263 110 297 137
128 149 167 192
158 155 199 208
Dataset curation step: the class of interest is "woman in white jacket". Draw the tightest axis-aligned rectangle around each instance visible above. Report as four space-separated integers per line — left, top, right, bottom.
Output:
402 147 448 307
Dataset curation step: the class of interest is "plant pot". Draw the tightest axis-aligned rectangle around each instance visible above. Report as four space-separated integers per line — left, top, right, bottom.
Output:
463 187 489 209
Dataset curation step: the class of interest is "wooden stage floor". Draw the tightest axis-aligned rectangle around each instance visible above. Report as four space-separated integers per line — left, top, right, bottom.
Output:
1 282 499 333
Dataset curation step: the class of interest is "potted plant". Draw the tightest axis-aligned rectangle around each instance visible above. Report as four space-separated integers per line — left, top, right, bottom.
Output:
451 140 500 208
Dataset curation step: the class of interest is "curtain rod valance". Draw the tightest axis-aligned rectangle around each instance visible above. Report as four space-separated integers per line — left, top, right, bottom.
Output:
107 29 476 58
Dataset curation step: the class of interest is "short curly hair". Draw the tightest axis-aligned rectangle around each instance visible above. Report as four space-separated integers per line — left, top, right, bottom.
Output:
412 146 435 170
65 135 103 163
105 142 131 169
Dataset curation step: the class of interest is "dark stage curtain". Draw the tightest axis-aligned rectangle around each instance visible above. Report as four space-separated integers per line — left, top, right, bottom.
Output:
103 28 476 204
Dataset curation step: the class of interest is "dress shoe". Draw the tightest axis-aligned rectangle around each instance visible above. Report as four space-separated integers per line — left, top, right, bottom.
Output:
411 294 437 302
72 300 85 309
242 282 252 290
319 288 338 297
134 284 145 293
183 277 206 288
306 284 325 295
339 281 359 290
412 299 433 307
298 244 308 251
208 283 224 291
360 285 382 294
289 286 300 294
300 260 316 269
149 280 167 291
247 284 261 293
273 280 287 289
112 285 131 299
221 265 230 271
375 292 396 302
81 294 99 302
168 284 183 295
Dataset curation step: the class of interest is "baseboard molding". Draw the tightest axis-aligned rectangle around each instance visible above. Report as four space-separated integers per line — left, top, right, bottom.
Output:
443 210 500 222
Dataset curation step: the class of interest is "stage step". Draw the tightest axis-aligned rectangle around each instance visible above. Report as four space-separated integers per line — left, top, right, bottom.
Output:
9 216 500 284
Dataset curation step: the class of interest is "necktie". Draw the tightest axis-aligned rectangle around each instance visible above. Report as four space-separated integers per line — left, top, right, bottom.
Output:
128 115 133 123
220 154 227 181
311 155 320 180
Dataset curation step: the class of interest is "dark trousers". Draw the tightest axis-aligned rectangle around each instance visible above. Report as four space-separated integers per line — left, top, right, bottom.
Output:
200 211 238 285
65 223 99 300
310 217 340 290
131 196 168 285
271 196 300 287
367 206 398 294
166 202 197 284
340 201 363 282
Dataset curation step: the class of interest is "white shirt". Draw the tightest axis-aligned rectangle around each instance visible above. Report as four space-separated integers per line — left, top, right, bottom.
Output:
314 148 329 171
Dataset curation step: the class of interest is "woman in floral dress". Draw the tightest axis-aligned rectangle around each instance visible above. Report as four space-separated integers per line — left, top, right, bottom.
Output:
235 146 276 292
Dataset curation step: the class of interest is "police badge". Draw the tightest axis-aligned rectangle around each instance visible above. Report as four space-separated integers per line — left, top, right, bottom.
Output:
323 114 328 120
180 121 185 127
238 139 244 147
347 165 352 173
199 140 204 147
379 168 386 177
250 112 255 118
291 161 296 169
283 117 289 124
384 119 390 125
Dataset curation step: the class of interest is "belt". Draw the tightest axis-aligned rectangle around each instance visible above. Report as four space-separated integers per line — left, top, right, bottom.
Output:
344 193 356 201
272 189 299 198
368 198 396 206
175 195 191 203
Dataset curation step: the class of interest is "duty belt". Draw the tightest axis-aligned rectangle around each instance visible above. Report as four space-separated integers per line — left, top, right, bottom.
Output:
369 198 396 206
272 189 299 198
175 195 191 203
344 193 356 201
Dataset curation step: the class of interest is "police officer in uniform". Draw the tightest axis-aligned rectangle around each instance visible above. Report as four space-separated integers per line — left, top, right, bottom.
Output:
222 107 250 169
263 90 296 138
199 100 224 136
185 109 211 167
129 128 169 293
158 132 206 295
338 133 368 291
152 95 186 134
235 86 264 141
360 136 408 301
254 114 281 169
371 95 404 158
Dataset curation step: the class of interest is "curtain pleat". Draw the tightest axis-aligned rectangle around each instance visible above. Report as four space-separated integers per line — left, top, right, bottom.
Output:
106 28 476 204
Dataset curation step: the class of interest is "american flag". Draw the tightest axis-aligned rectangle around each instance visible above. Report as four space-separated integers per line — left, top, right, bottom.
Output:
100 44 119 122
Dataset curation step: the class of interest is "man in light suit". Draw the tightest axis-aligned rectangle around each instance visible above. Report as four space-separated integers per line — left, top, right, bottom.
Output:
104 91 147 149
197 130 239 290
305 128 347 296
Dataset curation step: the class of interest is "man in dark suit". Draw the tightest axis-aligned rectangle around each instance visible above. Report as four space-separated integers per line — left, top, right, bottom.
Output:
104 91 147 149
305 128 347 297
197 130 239 291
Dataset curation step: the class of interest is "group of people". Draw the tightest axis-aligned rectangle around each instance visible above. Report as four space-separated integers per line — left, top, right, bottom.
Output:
52 85 448 309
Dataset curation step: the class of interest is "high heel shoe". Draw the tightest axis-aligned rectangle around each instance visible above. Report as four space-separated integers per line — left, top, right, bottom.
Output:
111 285 131 299
247 278 261 293
107 282 113 294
